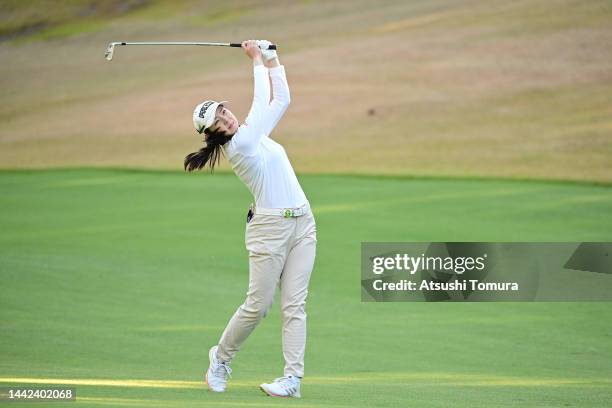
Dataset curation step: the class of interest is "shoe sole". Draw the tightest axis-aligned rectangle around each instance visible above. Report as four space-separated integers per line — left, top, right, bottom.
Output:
259 385 300 398
205 371 213 392
205 369 227 393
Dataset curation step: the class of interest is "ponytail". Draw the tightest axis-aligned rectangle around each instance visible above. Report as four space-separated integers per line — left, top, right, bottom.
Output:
184 129 231 172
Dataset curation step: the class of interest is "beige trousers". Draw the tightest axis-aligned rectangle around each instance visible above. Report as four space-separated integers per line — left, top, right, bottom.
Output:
216 209 317 377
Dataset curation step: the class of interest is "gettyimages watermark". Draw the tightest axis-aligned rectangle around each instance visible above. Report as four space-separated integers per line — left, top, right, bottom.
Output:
361 243 612 302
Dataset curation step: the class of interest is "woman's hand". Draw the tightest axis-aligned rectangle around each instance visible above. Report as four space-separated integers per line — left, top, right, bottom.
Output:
257 39 280 68
242 40 263 65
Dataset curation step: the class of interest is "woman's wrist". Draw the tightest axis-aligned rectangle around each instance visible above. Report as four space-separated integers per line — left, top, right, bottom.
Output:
252 55 264 66
264 57 280 68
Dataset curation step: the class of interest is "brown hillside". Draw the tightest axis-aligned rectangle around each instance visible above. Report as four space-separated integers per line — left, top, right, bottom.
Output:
0 0 611 182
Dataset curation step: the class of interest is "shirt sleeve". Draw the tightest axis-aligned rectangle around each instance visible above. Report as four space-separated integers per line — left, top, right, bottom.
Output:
232 64 291 156
231 65 271 156
261 65 291 136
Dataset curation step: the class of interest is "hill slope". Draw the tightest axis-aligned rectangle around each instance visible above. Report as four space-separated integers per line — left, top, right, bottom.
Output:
0 0 611 182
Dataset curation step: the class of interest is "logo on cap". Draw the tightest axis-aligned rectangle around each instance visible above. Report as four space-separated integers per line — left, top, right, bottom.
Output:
198 101 215 119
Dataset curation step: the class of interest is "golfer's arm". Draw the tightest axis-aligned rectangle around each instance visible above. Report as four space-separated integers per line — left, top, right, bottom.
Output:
243 59 270 126
233 62 271 155
250 58 269 109
260 63 290 135
262 55 287 107
268 64 290 107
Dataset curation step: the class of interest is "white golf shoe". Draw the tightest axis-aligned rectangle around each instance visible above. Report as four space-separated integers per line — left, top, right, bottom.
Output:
260 375 301 398
204 345 232 392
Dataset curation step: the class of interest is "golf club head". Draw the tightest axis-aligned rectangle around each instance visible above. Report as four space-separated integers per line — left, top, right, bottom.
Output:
104 42 116 61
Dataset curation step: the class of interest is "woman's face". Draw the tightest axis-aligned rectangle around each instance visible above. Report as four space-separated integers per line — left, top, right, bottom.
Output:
209 105 238 136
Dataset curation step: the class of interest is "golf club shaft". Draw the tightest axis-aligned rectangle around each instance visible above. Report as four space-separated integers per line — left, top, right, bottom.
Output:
111 41 276 49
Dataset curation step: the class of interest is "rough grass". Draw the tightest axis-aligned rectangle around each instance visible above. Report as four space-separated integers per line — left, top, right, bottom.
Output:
0 0 158 41
0 0 611 182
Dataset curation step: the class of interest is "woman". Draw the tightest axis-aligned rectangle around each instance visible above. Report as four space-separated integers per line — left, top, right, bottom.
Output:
185 40 316 398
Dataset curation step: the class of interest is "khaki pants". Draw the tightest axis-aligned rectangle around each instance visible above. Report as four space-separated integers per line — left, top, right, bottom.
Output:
216 209 317 378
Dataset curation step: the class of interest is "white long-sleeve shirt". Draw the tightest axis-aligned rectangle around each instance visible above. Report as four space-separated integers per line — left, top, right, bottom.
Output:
222 65 308 209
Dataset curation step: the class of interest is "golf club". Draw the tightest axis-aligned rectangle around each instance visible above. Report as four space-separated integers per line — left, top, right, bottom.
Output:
104 41 277 61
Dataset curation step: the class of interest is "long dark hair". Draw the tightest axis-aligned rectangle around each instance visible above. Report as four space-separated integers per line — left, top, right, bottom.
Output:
184 128 232 172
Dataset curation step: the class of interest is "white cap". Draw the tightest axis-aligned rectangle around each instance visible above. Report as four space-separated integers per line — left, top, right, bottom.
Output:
193 100 227 134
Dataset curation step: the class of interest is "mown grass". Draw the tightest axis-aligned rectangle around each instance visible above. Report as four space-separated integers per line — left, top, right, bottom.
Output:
1 169 611 407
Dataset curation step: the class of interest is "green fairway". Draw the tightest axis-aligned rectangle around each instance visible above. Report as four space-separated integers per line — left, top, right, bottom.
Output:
1 169 611 407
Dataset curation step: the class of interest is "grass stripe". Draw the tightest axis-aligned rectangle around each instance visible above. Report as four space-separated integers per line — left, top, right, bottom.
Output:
2 373 609 388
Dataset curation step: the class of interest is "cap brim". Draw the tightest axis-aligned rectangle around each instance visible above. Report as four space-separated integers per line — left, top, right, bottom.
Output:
203 101 230 131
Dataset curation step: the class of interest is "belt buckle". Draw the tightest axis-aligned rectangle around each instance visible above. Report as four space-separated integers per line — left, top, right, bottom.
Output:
283 209 293 218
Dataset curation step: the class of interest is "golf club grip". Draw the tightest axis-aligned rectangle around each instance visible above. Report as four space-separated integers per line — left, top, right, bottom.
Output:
230 42 277 50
